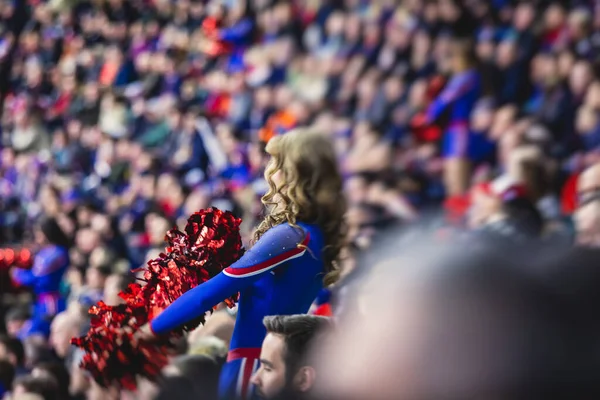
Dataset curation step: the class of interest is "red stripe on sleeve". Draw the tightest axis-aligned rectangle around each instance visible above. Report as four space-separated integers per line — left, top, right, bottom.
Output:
223 234 310 278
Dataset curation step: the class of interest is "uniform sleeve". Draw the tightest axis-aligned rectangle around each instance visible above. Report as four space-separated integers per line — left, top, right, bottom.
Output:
31 248 68 277
150 224 310 335
426 73 474 122
11 268 35 287
219 18 253 43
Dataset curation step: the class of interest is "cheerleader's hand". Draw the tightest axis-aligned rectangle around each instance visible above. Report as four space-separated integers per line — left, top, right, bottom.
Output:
134 323 156 343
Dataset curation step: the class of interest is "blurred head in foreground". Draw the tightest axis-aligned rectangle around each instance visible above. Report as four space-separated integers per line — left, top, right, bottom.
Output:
313 228 600 400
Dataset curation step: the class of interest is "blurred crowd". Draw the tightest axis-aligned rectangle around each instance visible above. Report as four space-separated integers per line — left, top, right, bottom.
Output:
1 0 600 398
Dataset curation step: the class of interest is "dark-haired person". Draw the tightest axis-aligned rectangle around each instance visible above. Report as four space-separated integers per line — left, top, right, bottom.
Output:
0 335 26 376
11 217 71 338
4 306 31 340
162 354 221 400
154 375 198 400
250 315 331 400
0 360 15 398
468 175 544 242
314 234 600 400
12 374 59 400
32 362 71 400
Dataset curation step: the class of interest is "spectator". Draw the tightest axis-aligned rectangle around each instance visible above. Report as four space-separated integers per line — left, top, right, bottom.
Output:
102 272 134 306
48 311 84 366
31 362 70 400
0 335 26 376
11 374 58 400
315 233 600 399
468 175 544 242
22 338 54 373
153 376 198 400
251 315 331 400
10 217 70 338
4 306 31 340
162 354 221 400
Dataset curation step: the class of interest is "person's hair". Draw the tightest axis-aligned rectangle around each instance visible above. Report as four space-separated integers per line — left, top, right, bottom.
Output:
171 355 221 399
94 263 113 277
451 39 477 71
5 306 31 324
357 232 600 398
254 129 346 285
13 374 59 400
111 272 135 292
23 337 55 370
0 360 15 394
33 362 70 398
519 158 550 201
0 335 25 366
502 197 544 238
263 315 331 379
154 376 198 400
39 217 71 248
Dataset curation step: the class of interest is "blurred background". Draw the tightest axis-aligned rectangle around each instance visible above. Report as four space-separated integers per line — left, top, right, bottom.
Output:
1 0 600 399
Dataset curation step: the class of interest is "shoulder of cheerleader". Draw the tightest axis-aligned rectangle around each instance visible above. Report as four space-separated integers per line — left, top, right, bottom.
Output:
223 223 310 279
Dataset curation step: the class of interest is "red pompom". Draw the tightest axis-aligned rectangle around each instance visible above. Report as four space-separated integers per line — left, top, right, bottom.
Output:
71 208 244 390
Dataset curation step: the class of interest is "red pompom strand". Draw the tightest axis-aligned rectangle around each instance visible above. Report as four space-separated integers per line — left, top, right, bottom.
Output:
71 208 244 390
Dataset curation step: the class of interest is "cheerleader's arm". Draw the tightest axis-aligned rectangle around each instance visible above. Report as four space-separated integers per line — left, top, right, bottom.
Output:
150 223 308 335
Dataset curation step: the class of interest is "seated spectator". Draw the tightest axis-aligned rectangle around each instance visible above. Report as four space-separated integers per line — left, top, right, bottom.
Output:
31 362 70 400
0 336 27 376
103 272 134 306
22 338 54 374
162 354 221 399
11 374 59 400
251 315 331 400
48 311 85 366
153 376 198 400
4 307 32 340
80 263 112 304
468 175 544 242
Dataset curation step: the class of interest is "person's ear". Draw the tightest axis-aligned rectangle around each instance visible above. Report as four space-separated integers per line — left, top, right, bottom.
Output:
293 366 317 392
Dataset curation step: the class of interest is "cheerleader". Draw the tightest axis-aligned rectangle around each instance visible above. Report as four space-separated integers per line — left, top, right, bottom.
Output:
138 129 346 400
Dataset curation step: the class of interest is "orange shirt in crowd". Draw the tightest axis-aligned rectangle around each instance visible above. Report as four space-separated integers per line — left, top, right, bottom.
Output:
258 109 298 143
99 62 119 86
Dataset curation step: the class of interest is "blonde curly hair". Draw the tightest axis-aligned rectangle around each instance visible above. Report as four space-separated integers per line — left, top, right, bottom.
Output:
253 129 346 286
